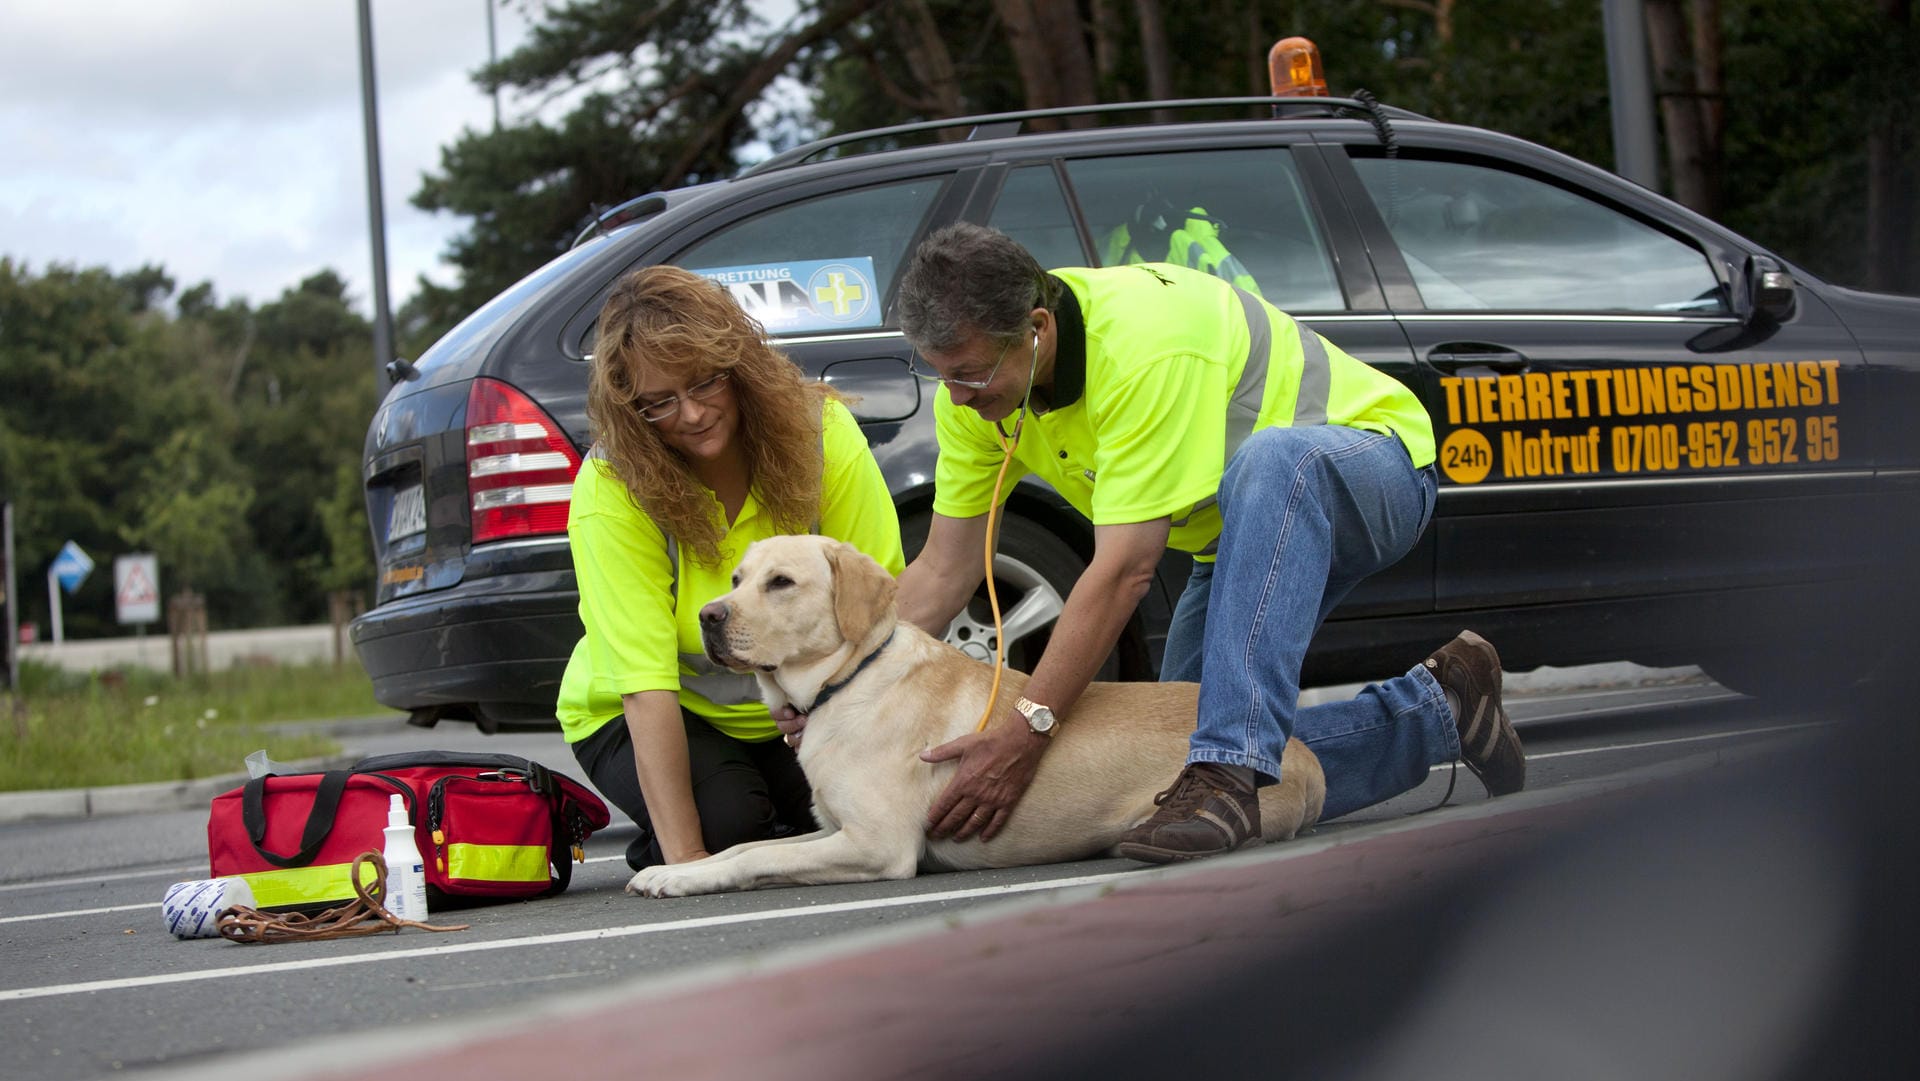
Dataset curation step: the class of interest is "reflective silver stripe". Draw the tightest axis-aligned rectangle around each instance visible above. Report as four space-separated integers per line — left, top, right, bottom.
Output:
1186 287 1284 557
1226 285 1271 459
1193 288 1330 560
680 656 763 706
1293 324 1330 427
1168 502 1212 529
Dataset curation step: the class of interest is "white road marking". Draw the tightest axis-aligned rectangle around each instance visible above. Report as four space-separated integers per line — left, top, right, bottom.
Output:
0 865 202 893
0 903 152 925
1513 687 1742 723
1514 720 1826 762
1424 720 1824 776
0 871 1128 1002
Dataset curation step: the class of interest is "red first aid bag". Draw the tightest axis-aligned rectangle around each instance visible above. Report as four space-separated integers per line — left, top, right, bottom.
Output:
207 751 611 912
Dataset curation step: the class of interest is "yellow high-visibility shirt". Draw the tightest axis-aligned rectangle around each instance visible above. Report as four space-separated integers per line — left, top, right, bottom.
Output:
933 263 1433 558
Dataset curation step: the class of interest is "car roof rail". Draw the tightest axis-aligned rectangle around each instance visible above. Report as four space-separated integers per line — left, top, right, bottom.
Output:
739 95 1428 176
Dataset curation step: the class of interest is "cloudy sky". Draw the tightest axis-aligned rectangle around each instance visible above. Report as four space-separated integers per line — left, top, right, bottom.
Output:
2 1 538 314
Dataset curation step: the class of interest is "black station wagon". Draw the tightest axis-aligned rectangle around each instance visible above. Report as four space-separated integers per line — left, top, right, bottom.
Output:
352 92 1919 730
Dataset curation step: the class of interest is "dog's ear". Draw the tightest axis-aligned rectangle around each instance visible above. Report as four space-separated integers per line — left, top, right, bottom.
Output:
827 541 898 644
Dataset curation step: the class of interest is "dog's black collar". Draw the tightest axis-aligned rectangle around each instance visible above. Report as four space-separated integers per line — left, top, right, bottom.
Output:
798 629 897 715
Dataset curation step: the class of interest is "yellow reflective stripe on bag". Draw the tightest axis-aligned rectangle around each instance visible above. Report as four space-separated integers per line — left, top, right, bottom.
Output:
231 861 379 910
445 843 549 884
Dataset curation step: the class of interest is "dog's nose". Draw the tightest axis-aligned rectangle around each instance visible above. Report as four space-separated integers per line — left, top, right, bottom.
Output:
699 600 728 625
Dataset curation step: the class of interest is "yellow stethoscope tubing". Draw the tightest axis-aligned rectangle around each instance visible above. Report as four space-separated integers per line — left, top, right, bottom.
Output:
971 331 1039 733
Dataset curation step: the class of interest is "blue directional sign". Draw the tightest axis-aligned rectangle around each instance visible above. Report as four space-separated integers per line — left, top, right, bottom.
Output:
51 541 93 594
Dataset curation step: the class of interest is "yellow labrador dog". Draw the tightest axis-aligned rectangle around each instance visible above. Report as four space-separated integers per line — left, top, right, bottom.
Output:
627 535 1324 897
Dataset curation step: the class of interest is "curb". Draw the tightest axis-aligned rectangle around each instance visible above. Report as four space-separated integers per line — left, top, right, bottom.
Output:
0 753 366 824
0 714 408 825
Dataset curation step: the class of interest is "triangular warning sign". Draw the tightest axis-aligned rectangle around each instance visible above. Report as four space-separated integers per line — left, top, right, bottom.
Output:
118 563 157 606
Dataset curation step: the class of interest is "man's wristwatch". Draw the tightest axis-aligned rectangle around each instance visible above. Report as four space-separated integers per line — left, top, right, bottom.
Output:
1014 696 1058 737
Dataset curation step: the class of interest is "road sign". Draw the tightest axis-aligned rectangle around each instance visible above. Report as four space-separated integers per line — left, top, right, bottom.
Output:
115 554 160 625
51 541 93 594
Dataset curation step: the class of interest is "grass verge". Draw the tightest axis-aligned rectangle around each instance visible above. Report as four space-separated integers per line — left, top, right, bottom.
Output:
1 659 393 791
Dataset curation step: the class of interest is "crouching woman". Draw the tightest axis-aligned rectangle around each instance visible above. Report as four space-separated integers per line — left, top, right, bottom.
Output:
557 265 903 870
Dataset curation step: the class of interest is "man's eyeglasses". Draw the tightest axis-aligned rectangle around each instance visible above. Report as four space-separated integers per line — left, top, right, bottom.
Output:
907 335 1028 390
638 371 732 423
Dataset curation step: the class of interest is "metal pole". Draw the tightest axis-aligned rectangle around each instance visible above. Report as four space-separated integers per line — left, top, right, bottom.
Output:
2 502 16 693
47 566 62 646
1602 0 1660 188
486 0 502 131
357 0 397 390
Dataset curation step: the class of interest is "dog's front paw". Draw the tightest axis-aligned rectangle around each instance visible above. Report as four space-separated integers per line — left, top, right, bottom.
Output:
626 864 718 898
625 865 676 897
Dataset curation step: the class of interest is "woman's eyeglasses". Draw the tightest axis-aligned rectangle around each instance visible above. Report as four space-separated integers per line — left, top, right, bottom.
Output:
907 335 1028 389
638 371 732 423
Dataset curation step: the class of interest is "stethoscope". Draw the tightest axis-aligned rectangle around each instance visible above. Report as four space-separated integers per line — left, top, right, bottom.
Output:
972 329 1041 732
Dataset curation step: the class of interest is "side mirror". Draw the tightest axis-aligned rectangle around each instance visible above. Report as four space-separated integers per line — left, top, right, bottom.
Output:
1690 254 1796 353
385 357 419 384
1743 254 1796 326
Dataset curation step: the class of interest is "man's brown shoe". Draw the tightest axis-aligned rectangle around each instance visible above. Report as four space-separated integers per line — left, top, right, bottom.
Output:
1426 630 1526 796
1114 762 1261 864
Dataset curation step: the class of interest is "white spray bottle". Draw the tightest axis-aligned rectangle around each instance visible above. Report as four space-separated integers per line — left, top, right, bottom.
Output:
382 793 429 923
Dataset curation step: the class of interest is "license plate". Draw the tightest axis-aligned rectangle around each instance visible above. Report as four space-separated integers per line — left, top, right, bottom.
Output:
387 484 426 542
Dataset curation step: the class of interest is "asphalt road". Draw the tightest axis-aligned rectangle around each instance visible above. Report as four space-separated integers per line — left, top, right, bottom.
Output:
0 678 1871 1080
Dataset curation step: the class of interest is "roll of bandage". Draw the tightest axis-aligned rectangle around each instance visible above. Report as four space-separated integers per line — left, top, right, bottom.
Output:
162 878 255 939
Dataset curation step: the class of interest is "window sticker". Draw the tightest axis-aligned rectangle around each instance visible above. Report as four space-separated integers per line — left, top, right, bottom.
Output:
1435 360 1843 484
690 258 881 335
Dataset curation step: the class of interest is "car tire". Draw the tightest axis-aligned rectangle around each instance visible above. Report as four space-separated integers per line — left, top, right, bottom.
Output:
901 510 1145 682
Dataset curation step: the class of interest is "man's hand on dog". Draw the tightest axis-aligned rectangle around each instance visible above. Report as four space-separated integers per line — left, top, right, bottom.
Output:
921 705 1047 842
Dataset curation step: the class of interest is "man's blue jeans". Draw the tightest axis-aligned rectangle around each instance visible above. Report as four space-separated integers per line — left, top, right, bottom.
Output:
1160 425 1457 820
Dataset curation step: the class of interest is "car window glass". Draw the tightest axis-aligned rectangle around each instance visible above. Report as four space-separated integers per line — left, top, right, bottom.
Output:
1351 157 1728 314
1062 149 1345 312
670 177 946 334
988 165 1088 270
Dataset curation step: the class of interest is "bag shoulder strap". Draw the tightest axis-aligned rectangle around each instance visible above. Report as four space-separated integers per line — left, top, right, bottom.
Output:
350 750 534 774
243 771 351 868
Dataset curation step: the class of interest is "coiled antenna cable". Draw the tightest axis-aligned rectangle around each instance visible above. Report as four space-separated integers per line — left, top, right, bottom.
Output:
1348 89 1401 228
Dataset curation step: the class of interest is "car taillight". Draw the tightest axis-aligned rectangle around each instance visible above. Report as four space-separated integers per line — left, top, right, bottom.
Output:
465 377 583 545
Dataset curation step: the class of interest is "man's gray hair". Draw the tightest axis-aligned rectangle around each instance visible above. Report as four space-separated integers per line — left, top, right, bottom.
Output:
895 224 1062 354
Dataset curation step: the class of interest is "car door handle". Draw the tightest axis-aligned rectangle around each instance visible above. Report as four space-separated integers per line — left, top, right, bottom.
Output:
1426 344 1531 374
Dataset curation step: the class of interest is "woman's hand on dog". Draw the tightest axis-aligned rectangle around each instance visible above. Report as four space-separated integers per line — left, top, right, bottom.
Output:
921 710 1047 842
773 704 807 748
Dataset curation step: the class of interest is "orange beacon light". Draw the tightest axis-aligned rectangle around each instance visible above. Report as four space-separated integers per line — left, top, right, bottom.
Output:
1269 37 1329 96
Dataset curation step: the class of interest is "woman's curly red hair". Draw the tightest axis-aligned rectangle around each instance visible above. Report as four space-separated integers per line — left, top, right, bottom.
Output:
587 265 838 567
